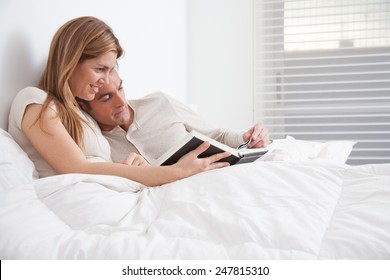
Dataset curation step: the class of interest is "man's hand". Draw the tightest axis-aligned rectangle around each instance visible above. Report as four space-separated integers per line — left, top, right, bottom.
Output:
122 152 150 166
242 123 271 148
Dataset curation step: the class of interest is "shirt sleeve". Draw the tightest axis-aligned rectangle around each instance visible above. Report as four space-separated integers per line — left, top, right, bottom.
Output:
163 94 244 148
9 87 57 130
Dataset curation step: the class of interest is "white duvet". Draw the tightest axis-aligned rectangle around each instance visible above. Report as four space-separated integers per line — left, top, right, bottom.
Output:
1 160 389 259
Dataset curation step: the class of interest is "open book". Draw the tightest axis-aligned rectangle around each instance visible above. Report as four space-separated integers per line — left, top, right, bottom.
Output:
153 130 268 166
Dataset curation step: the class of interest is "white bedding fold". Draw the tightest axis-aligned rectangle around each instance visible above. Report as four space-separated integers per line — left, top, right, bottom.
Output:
1 161 389 259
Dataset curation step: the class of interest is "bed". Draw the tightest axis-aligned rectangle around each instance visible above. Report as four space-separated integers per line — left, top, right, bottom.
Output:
0 128 389 259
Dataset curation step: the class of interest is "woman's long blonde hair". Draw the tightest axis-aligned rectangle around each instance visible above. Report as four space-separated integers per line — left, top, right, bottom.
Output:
38 16 123 146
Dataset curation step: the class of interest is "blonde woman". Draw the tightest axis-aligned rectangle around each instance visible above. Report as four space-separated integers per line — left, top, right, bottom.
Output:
8 16 230 186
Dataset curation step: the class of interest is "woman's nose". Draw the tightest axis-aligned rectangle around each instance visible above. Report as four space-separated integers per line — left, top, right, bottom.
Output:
98 72 111 85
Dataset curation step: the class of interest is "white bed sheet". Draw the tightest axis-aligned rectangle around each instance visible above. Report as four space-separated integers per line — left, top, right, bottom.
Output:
1 160 389 259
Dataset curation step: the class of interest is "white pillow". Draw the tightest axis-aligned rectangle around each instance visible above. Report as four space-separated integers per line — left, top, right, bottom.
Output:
0 129 38 188
262 136 355 164
317 141 355 163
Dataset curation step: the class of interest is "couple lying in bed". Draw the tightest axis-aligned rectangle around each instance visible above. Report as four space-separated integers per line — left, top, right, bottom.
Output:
8 16 271 187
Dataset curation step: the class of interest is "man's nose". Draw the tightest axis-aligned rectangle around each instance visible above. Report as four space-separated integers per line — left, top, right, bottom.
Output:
113 94 126 106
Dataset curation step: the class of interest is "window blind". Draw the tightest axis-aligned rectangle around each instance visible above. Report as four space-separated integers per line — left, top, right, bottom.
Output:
254 0 390 165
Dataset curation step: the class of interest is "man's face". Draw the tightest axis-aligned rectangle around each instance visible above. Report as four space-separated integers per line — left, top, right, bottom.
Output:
83 72 131 131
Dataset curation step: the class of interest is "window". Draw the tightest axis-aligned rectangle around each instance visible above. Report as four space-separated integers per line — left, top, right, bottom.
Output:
254 0 390 165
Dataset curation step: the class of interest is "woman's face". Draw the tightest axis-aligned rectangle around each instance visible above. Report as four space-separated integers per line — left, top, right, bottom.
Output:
69 51 117 101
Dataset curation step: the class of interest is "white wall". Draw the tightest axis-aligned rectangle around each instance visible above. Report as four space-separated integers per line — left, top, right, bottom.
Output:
0 0 254 132
0 0 187 130
187 0 254 130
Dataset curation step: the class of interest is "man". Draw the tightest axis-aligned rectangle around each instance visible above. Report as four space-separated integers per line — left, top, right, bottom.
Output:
78 71 271 164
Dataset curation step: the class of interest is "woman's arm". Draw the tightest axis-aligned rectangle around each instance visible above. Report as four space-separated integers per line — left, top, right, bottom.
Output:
22 104 230 186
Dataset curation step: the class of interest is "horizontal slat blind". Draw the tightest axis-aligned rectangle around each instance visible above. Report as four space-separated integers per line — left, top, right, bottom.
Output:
254 0 390 165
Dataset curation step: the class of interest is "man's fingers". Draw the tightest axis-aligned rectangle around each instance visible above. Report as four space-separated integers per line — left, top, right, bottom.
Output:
123 152 149 166
123 154 135 165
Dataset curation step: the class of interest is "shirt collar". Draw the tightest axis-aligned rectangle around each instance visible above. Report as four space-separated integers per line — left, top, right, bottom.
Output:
103 100 140 135
127 99 140 130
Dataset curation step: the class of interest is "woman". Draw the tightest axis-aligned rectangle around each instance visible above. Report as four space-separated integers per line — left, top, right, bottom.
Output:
8 16 230 186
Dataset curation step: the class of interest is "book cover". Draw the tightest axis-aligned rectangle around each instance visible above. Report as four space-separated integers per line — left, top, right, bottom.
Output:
153 130 268 166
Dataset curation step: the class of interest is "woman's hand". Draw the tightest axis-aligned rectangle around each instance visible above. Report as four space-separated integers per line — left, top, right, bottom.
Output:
242 123 271 148
122 152 150 166
175 141 230 176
